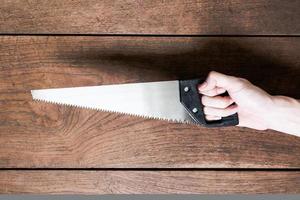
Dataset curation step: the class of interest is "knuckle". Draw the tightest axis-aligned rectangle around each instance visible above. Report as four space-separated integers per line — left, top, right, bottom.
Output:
220 101 228 108
208 90 216 96
231 78 249 89
238 78 250 85
206 90 215 97
208 71 217 78
220 108 230 116
216 97 229 108
223 97 232 106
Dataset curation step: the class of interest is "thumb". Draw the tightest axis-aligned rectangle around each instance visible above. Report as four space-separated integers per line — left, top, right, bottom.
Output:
198 71 239 93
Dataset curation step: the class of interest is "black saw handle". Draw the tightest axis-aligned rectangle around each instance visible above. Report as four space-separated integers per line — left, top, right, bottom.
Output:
179 79 239 127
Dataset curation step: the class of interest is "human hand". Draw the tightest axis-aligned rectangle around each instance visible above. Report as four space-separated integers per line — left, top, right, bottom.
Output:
198 71 275 131
198 71 300 136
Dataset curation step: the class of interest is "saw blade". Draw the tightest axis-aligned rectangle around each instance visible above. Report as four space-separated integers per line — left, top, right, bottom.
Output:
31 81 195 124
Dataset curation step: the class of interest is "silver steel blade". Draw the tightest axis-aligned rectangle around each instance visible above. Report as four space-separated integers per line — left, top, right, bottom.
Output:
31 81 195 124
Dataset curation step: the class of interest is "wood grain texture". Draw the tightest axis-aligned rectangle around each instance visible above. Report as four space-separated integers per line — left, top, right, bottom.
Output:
1 0 300 35
0 36 300 168
1 170 300 194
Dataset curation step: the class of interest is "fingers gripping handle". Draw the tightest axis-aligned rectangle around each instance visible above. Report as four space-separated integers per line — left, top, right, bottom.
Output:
179 79 239 127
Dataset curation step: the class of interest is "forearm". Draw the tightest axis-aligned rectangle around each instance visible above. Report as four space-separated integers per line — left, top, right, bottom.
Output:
267 96 300 136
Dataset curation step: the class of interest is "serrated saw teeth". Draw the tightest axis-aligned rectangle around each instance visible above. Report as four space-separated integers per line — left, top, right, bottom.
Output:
31 97 192 124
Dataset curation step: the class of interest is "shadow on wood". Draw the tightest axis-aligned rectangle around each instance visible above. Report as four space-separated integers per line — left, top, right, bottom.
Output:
62 38 299 98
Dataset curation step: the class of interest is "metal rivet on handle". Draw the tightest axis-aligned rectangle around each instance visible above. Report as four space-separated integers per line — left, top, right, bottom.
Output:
184 86 189 92
192 108 198 113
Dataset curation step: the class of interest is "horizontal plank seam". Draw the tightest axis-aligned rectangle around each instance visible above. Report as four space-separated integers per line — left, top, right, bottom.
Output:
0 168 300 171
0 33 300 37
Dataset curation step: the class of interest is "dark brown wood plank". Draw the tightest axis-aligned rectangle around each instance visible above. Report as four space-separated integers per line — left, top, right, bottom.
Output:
0 36 300 168
1 170 300 194
1 0 300 35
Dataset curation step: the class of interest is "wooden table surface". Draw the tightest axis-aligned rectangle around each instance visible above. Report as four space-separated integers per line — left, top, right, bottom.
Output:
0 0 300 194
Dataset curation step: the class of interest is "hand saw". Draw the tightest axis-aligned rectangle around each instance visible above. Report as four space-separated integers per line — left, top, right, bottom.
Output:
31 79 239 127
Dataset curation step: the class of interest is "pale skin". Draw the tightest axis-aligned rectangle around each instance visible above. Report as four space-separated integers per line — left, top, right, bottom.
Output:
198 71 300 137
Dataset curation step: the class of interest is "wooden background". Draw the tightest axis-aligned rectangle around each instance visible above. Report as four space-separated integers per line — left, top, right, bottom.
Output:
0 0 300 194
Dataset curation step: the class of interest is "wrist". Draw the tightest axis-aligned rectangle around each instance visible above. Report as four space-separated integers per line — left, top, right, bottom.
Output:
266 95 300 135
